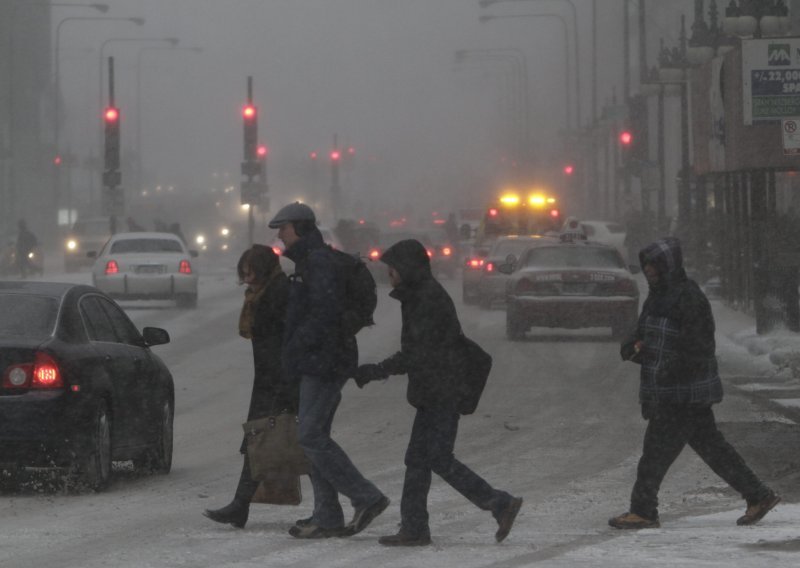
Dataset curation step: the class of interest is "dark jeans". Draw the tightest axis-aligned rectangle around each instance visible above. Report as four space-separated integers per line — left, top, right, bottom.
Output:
631 404 770 520
401 407 513 536
297 375 384 529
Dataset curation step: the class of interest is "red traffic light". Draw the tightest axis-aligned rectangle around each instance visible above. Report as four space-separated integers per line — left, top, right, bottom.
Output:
563 164 574 176
53 155 62 166
242 105 256 119
619 130 633 146
257 145 268 158
104 107 119 122
330 150 341 161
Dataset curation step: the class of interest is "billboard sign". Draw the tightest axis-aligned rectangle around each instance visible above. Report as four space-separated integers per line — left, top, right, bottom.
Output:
742 37 800 124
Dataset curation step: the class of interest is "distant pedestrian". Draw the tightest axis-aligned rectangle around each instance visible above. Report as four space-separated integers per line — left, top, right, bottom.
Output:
610 237 780 529
126 216 145 232
269 202 389 539
15 219 39 279
203 245 293 529
354 239 522 546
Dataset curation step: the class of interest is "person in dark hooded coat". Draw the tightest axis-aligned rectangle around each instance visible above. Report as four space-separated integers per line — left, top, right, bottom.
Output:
354 239 522 546
610 237 780 529
203 245 294 529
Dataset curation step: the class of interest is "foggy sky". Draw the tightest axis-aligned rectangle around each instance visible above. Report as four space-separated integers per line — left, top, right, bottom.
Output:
55 0 695 218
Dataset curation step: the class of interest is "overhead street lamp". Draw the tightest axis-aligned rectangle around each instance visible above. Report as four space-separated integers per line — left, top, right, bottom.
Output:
4 2 109 228
453 48 530 166
479 13 572 130
479 0 582 127
99 35 176 115
54 15 145 220
135 45 202 192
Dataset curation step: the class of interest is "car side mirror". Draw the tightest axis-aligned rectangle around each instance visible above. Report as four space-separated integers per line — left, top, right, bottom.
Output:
142 326 170 346
628 264 641 274
497 263 514 275
87 251 97 259
189 250 199 258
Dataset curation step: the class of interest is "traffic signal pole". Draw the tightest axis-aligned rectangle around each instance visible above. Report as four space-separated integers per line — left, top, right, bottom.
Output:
240 76 268 246
102 57 123 234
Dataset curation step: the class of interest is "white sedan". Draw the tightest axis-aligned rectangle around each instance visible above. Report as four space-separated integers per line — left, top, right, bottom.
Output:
90 232 199 308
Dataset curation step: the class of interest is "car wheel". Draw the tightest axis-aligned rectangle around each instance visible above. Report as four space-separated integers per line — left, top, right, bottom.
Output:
506 304 526 341
134 400 173 474
75 401 112 491
176 293 198 309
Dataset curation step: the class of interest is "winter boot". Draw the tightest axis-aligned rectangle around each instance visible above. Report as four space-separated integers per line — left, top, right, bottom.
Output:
203 498 250 529
495 496 523 542
378 528 432 547
737 491 781 526
608 511 660 529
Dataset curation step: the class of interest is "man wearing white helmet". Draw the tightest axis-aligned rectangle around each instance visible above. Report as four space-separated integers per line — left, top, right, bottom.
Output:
269 202 389 539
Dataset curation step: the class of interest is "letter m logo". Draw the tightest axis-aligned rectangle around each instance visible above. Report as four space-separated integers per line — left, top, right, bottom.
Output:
768 44 791 66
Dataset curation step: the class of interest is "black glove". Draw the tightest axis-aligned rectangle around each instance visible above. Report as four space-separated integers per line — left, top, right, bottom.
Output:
353 363 388 388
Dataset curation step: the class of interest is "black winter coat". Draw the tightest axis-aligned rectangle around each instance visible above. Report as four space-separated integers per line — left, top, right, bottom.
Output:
378 239 464 411
247 272 295 420
282 228 358 380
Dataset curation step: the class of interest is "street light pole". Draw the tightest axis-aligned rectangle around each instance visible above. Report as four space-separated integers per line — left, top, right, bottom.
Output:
479 13 572 131
135 46 201 193
480 0 582 127
54 15 145 225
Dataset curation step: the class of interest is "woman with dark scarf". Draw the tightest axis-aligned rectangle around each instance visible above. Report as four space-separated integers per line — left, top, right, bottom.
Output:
203 245 295 528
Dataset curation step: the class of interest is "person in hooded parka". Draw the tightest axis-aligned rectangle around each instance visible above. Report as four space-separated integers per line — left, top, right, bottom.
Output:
610 237 780 529
354 239 523 546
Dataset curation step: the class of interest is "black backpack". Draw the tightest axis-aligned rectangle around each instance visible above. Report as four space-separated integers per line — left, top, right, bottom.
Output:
328 246 377 335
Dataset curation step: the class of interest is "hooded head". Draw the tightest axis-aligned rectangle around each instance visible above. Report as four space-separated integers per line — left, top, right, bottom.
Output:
380 239 431 286
639 237 686 289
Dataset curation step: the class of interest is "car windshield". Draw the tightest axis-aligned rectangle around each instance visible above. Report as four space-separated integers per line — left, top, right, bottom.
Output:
0 294 58 338
72 219 110 236
110 239 184 254
524 246 624 269
492 239 535 258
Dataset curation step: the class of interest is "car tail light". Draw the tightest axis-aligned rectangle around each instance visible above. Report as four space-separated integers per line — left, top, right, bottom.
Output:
615 278 637 295
466 258 484 269
442 247 452 256
32 352 62 388
2 352 63 389
426 249 433 258
105 260 119 274
272 247 282 256
485 262 495 273
515 279 536 294
369 248 381 260
179 260 192 274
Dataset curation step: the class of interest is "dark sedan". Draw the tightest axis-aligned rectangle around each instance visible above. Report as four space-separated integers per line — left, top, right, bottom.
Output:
0 281 174 491
502 240 640 340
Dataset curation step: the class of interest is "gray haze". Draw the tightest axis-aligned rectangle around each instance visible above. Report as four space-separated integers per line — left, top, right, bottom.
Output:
54 1 693 221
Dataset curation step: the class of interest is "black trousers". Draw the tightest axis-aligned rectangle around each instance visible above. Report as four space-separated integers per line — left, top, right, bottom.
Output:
630 404 769 520
401 407 512 535
234 452 259 503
